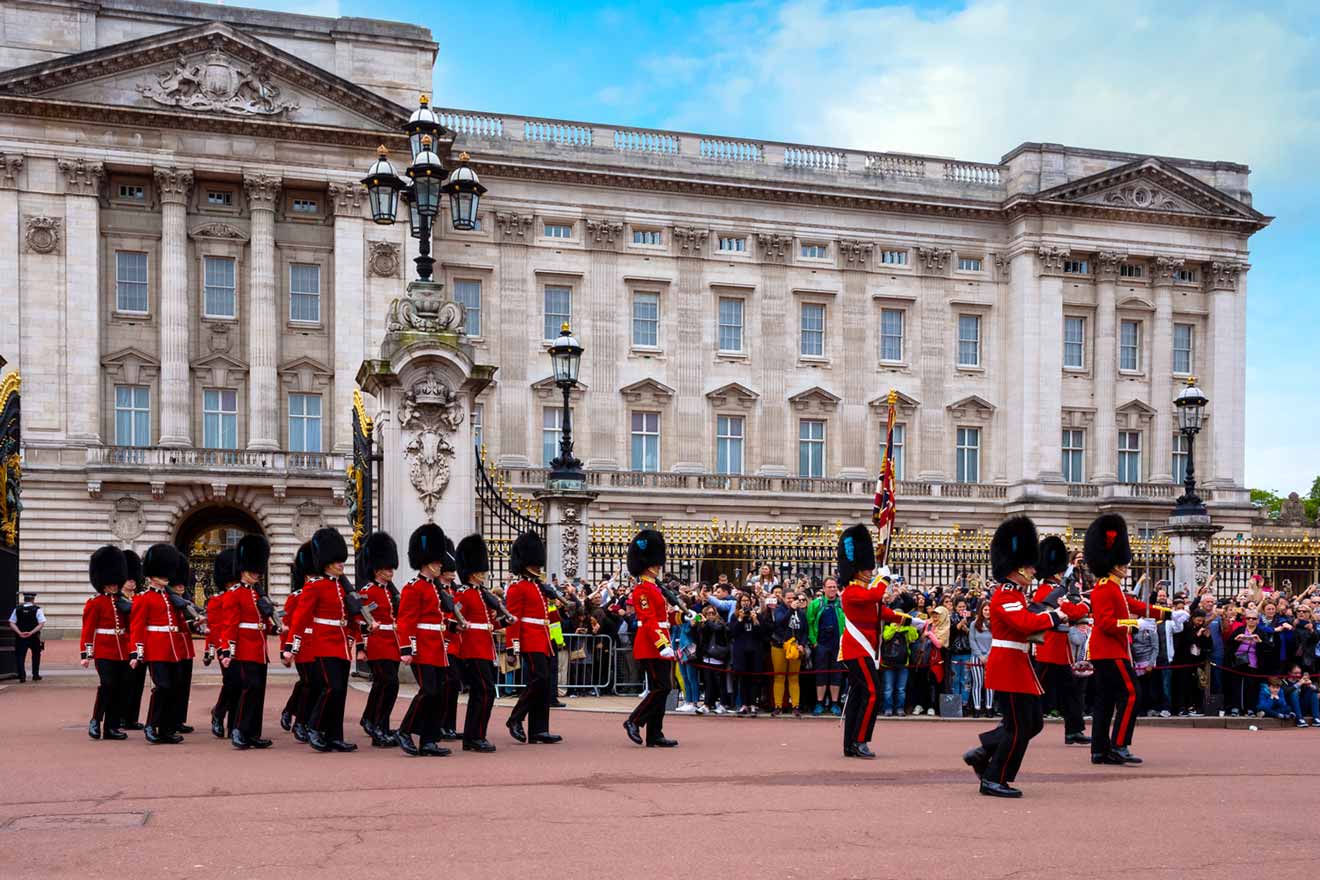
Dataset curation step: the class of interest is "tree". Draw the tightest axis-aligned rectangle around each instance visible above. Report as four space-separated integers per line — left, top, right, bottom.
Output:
1307 476 1320 522
1252 488 1283 519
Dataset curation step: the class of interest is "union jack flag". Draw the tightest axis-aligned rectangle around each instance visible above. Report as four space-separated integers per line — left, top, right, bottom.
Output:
872 390 898 567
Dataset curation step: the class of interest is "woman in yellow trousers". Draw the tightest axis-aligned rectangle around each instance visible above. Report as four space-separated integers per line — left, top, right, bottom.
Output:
770 590 808 717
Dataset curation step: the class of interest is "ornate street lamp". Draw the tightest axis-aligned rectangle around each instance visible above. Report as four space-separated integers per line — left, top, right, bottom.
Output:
441 153 487 232
1172 377 1209 517
361 146 405 226
547 323 585 486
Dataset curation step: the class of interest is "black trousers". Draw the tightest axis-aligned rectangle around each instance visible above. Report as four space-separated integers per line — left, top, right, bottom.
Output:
125 661 147 725
980 691 1044 785
442 660 463 732
15 636 41 679
842 656 882 748
629 658 674 742
214 662 241 733
92 659 129 729
177 658 194 727
1092 658 1139 755
1041 662 1085 735
508 652 551 737
462 658 497 742
146 660 183 734
284 661 312 721
362 659 400 732
400 662 446 743
701 665 728 709
309 657 350 741
1171 666 1197 714
234 661 268 738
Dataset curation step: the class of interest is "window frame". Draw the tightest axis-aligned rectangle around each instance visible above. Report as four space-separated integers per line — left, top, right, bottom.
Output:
288 262 322 325
631 290 661 350
1118 430 1142 484
717 296 745 354
631 228 664 247
629 411 661 472
799 301 827 359
452 277 483 338
799 242 830 261
956 256 984 273
880 249 909 267
287 392 323 453
114 250 150 315
1061 428 1085 483
955 426 981 484
202 388 239 451
1063 315 1087 371
1172 433 1189 484
284 191 324 221
1119 319 1142 373
798 418 826 478
472 403 484 451
541 407 563 466
717 235 747 254
884 422 906 481
880 307 905 364
543 222 574 240
1173 323 1194 376
202 254 238 320
956 313 982 369
113 384 151 448
715 414 745 476
543 284 573 341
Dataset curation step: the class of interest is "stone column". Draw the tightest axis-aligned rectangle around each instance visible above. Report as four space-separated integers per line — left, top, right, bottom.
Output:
494 212 534 466
915 247 952 481
671 226 709 473
1207 261 1244 486
154 167 194 448
1230 264 1248 488
0 155 23 376
60 158 105 443
1161 518 1221 597
243 174 281 451
1091 251 1123 482
329 183 365 454
755 234 791 476
583 218 622 469
1148 256 1181 482
532 488 597 582
837 240 873 479
1035 246 1068 482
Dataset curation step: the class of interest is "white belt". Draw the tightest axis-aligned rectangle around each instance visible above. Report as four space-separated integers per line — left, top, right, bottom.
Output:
238 622 264 630
466 622 491 631
313 617 347 626
417 622 445 631
991 639 1030 652
374 623 395 631
657 622 671 629
519 617 546 625
147 625 178 633
843 617 879 663
95 628 123 635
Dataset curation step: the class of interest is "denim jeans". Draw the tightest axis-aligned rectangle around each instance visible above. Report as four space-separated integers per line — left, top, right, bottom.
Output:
678 662 700 704
882 667 909 713
951 654 972 704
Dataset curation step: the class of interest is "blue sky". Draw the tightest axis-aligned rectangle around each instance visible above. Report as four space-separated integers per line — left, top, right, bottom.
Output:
249 0 1319 494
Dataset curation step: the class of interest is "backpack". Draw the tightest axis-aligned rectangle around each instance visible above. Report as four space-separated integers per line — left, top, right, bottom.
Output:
881 630 909 667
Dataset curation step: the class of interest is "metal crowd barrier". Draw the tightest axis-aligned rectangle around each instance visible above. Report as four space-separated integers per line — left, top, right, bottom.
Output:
491 632 618 697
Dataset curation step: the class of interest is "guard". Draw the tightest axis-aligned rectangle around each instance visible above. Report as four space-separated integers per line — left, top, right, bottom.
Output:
1033 535 1091 745
207 548 239 739
9 590 45 682
218 535 273 749
81 547 130 740
396 523 464 757
129 543 189 744
454 533 501 752
280 542 318 742
504 531 562 745
623 529 678 747
837 523 904 759
120 550 147 730
438 535 464 742
357 531 402 748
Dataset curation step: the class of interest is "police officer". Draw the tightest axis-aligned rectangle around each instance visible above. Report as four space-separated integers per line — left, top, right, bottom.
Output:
8 590 45 682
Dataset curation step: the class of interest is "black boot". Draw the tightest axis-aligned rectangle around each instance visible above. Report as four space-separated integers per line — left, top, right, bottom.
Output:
419 741 451 756
88 718 102 740
397 732 420 756
853 743 876 759
292 722 309 744
280 710 293 732
623 719 643 745
531 732 562 744
979 780 1023 798
307 730 332 752
1114 747 1143 764
328 739 358 752
463 739 497 753
507 719 527 743
102 726 128 741
963 746 990 779
211 712 227 739
231 730 252 750
249 736 273 749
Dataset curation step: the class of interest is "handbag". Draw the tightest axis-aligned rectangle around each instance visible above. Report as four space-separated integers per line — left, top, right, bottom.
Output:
569 646 586 662
783 637 801 661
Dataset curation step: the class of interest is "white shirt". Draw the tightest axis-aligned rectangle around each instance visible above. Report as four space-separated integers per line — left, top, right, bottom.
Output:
8 605 46 626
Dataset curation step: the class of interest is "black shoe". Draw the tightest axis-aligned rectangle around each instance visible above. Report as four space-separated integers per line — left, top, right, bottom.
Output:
359 718 377 739
963 746 990 779
397 732 420 756
146 727 181 745
854 743 876 759
1091 750 1128 765
307 730 332 752
646 737 678 748
231 730 252 750
292 722 309 744
211 713 227 739
1114 747 1143 764
177 724 195 734
328 739 358 753
463 739 497 753
88 719 102 740
1064 733 1092 745
439 728 462 742
979 780 1023 798
103 727 127 741
419 741 451 756
531 732 563 744
507 720 527 743
550 700 566 708
250 737 273 749
124 722 145 731
280 711 293 732
623 719 643 745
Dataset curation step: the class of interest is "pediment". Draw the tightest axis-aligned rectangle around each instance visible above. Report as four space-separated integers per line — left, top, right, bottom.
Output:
278 356 332 392
0 22 410 136
1033 158 1266 224
868 390 920 411
1117 398 1157 416
102 347 160 384
531 375 587 401
947 395 995 421
788 386 841 412
619 378 676 405
705 382 759 410
191 351 248 386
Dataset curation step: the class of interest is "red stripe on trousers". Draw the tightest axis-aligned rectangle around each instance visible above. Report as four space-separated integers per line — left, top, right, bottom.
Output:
1116 661 1137 747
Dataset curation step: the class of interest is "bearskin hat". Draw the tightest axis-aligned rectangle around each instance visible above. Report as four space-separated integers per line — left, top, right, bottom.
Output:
89 545 128 592
1084 513 1132 579
509 531 546 578
213 548 239 589
142 543 181 581
291 541 315 591
173 551 194 589
408 523 447 571
441 535 458 573
310 527 348 572
456 534 489 584
360 531 399 576
836 524 876 584
1037 535 1069 581
626 529 666 578
991 516 1039 580
123 549 142 586
236 534 269 575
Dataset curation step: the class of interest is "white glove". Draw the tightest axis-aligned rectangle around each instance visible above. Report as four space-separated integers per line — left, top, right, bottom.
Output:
659 645 675 660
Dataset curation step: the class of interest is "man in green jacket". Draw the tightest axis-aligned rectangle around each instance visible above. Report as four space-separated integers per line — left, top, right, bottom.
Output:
806 578 846 715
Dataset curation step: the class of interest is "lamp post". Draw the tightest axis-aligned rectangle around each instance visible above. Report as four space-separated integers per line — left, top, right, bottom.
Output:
360 95 487 282
1172 376 1209 518
547 323 585 487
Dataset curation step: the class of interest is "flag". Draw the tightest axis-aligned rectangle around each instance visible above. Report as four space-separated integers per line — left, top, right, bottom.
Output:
872 389 898 567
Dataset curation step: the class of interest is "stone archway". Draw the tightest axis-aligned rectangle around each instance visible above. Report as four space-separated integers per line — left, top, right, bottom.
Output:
173 503 265 601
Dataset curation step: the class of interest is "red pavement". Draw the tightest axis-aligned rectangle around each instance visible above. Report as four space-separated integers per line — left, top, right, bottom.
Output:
4 644 1320 880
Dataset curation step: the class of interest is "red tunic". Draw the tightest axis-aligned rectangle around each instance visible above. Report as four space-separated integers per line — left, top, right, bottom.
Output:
288 577 356 661
218 586 270 663
80 594 129 661
1031 581 1090 666
396 575 449 666
440 580 463 659
839 578 902 662
505 579 551 655
454 586 497 662
985 582 1058 694
1089 576 1162 661
358 582 401 662
205 591 230 656
129 588 189 662
631 579 672 661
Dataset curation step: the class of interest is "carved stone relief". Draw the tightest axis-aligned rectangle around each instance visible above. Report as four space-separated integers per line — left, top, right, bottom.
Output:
368 241 401 278
137 50 299 117
292 500 324 541
108 497 145 542
386 282 463 333
23 216 61 254
398 371 467 518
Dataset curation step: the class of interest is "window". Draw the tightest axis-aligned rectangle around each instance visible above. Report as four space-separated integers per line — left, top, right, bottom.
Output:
118 184 145 201
1064 316 1086 369
1062 429 1085 483
114 385 150 447
206 190 233 207
957 314 981 367
453 279 482 337
800 302 825 357
1063 260 1089 275
632 229 662 246
1120 263 1143 278
115 251 149 313
718 236 746 253
716 415 744 475
1173 323 1194 374
1118 431 1142 483
884 423 906 481
798 419 826 477
203 389 238 450
289 263 321 323
544 223 573 239
800 243 828 260
203 256 236 319
880 308 904 362
630 412 660 472
631 291 659 348
956 427 980 483
287 393 322 453
1119 320 1141 371
881 250 908 266
541 408 562 465
957 257 983 272
544 285 572 340
472 404 483 450
718 297 744 352
291 197 319 215
1176 268 1198 283
1172 434 1189 484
